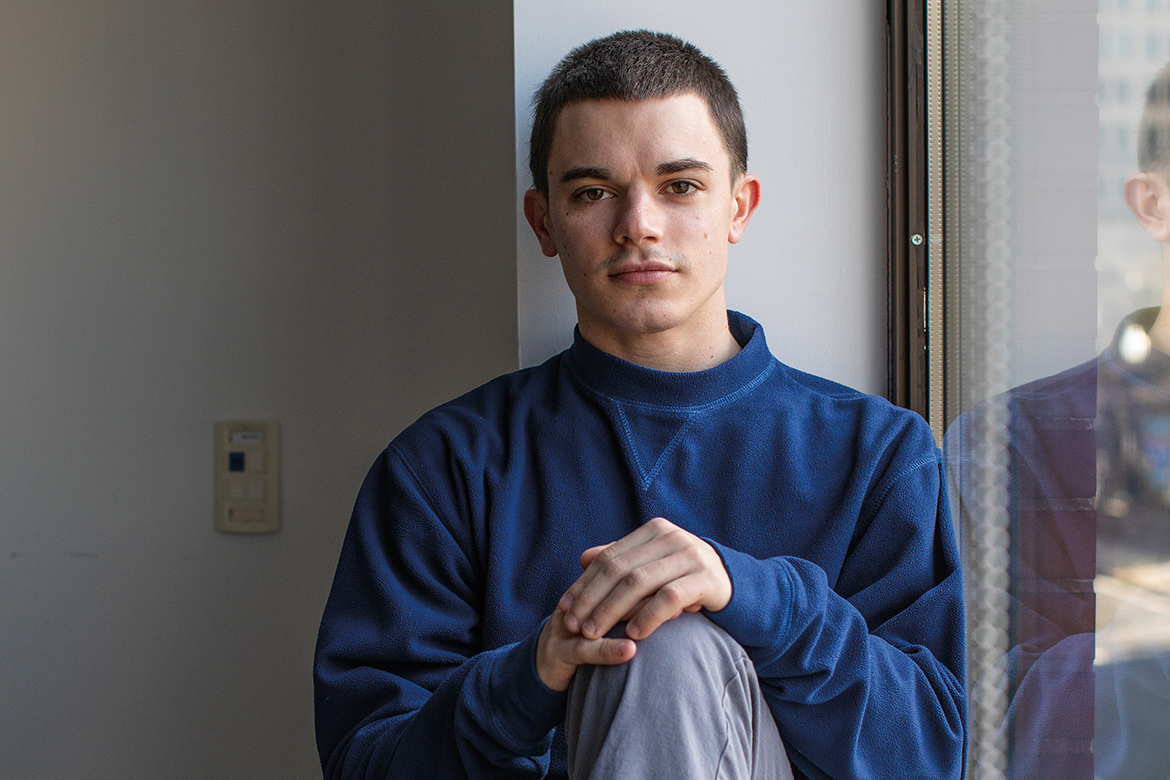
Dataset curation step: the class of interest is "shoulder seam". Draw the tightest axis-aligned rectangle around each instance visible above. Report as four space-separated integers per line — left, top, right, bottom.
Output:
863 453 942 529
387 445 480 566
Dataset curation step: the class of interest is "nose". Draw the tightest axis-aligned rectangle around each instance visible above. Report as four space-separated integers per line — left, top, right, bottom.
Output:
613 188 663 246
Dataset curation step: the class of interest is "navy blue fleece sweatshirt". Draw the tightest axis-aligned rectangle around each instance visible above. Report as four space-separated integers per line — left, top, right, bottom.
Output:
314 312 966 780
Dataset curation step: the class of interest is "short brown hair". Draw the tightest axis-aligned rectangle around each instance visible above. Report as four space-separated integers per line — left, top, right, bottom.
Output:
528 30 748 193
1139 63 1170 172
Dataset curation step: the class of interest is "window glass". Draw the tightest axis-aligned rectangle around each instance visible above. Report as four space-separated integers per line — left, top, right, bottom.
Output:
943 0 1170 777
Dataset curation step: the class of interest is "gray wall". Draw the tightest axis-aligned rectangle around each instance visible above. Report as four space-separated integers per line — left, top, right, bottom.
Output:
1 1 890 777
0 1 515 777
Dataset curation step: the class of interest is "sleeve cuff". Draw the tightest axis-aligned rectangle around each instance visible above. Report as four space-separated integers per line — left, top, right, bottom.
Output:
702 539 794 651
486 618 568 748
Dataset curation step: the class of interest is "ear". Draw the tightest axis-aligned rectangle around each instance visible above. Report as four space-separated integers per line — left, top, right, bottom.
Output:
1124 173 1170 243
523 189 560 258
727 174 761 245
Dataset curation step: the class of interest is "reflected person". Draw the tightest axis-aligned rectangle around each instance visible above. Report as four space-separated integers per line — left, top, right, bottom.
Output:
946 61 1170 780
1095 61 1170 780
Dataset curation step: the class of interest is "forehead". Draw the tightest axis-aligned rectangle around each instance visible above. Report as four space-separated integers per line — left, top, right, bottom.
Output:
547 94 730 175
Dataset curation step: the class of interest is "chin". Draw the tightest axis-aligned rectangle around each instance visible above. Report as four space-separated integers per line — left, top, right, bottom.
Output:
580 293 723 340
614 309 691 336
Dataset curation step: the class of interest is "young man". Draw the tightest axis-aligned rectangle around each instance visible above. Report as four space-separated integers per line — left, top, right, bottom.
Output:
315 31 965 780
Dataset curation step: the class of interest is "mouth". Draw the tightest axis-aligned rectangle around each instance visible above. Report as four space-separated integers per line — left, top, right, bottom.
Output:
609 260 676 285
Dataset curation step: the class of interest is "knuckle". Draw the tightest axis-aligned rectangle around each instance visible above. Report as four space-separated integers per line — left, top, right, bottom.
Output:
658 581 687 607
600 555 625 578
666 527 695 551
572 642 594 664
595 545 620 566
622 568 648 590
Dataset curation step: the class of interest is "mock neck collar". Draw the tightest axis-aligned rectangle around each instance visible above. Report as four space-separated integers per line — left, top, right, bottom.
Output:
562 311 774 408
1103 307 1170 396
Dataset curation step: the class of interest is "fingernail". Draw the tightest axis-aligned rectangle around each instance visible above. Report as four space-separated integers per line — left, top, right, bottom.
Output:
564 614 579 632
582 619 596 637
559 594 573 612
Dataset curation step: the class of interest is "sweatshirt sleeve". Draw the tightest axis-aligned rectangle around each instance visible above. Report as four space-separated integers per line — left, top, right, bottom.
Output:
313 448 567 779
705 452 967 780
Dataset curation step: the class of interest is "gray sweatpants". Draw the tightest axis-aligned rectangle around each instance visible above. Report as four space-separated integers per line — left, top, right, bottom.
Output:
564 612 795 780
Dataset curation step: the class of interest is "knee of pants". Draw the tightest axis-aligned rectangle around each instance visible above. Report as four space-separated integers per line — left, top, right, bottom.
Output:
603 612 749 682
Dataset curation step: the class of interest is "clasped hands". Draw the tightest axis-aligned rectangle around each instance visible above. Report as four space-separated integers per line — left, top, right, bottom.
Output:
535 516 732 692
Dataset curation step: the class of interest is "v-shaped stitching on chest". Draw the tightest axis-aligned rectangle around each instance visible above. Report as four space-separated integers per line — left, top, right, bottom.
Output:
611 401 697 491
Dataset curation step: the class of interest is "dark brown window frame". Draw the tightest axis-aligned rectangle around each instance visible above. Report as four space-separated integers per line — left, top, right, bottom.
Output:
886 0 930 418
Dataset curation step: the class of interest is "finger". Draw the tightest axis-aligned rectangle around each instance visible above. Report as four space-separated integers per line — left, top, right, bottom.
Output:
545 625 638 667
538 610 637 691
576 517 678 576
567 522 666 599
573 537 699 639
542 634 637 693
583 534 733 640
558 538 646 614
619 596 653 622
562 635 637 666
624 572 711 640
563 532 684 631
559 533 660 618
578 544 608 570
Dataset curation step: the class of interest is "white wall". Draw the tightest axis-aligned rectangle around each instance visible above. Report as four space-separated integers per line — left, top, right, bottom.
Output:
515 0 889 395
0 1 516 777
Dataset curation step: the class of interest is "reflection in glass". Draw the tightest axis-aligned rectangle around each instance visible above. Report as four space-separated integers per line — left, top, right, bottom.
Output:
945 2 1170 777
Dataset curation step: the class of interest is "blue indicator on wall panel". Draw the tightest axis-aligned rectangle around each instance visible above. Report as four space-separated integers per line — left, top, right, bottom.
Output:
216 420 280 534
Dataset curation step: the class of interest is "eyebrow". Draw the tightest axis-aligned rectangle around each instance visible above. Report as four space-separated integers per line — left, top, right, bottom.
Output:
560 166 612 183
558 158 714 184
655 158 713 176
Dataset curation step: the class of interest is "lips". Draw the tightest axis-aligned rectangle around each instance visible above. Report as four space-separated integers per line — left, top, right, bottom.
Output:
609 260 676 285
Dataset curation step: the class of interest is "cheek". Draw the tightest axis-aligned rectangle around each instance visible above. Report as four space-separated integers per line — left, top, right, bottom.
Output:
687 210 720 234
557 213 599 242
557 249 591 281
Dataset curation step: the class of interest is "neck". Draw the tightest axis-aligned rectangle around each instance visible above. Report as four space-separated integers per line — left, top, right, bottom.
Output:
579 311 742 373
609 329 742 372
1150 243 1170 355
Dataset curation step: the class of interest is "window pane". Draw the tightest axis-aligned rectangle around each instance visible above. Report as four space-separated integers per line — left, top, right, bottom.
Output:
942 0 1170 777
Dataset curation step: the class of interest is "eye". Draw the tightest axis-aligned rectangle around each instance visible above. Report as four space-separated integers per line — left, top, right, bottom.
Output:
665 180 700 196
575 187 612 202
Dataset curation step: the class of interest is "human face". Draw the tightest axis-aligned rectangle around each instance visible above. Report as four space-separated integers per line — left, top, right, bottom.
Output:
523 94 759 367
